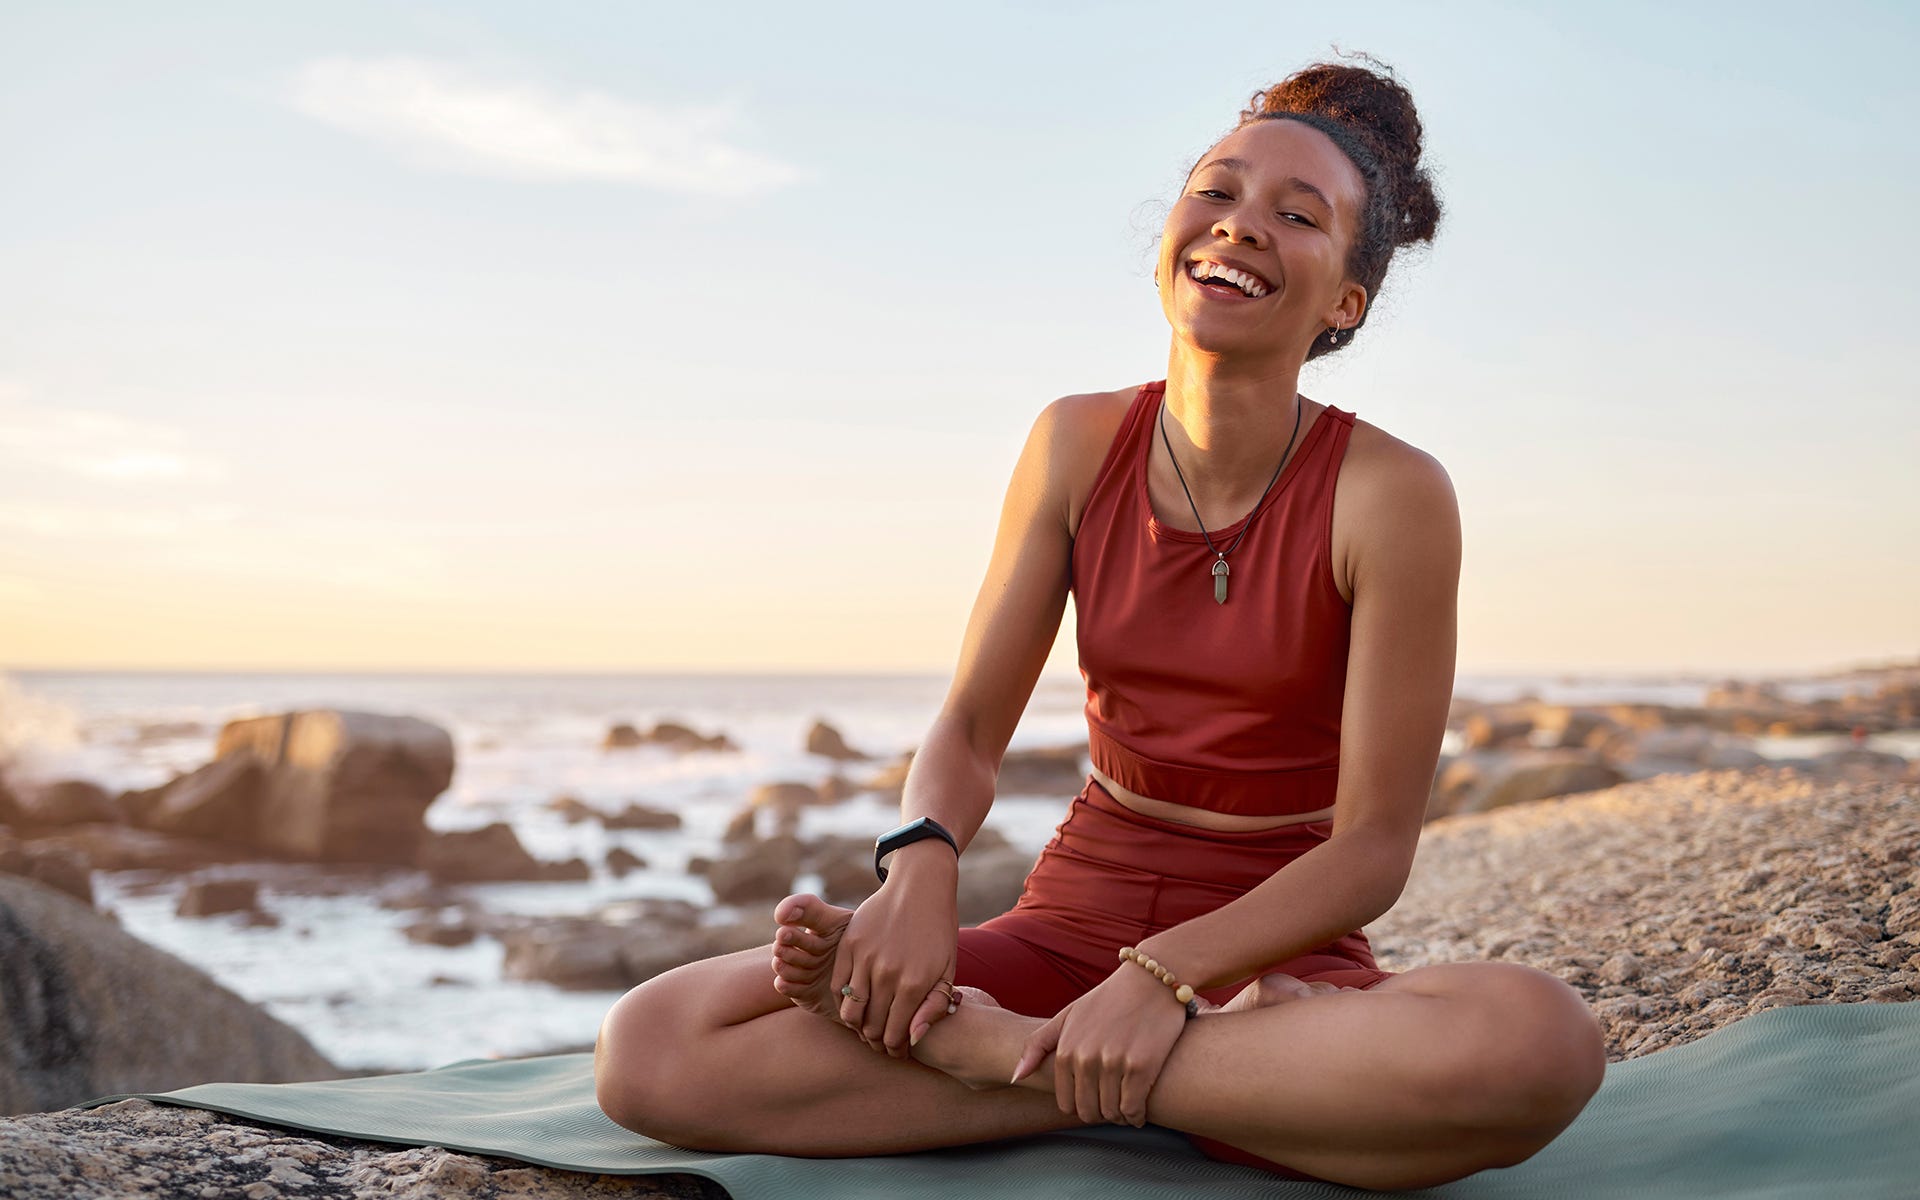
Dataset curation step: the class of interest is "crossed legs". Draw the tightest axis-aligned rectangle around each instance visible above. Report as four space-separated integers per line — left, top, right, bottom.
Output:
595 895 1607 1192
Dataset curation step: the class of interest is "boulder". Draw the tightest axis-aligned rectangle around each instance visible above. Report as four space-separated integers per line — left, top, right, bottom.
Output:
705 836 801 905
955 846 1038 926
0 875 337 1115
805 719 871 761
214 710 454 864
16 825 255 875
605 846 647 877
6 780 120 830
0 834 93 908
174 878 262 920
604 720 737 754
1469 751 1629 813
419 824 590 885
124 755 265 842
996 744 1088 796
601 802 683 831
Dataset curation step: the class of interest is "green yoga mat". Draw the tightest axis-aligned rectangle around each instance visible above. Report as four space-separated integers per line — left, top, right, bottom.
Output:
82 1000 1920 1198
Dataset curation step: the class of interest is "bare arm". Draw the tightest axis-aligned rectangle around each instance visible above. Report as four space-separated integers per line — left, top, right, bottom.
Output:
1136 445 1462 989
883 394 1093 884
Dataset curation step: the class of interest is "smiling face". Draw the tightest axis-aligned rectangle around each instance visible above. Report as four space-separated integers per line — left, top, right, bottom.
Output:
1158 117 1370 362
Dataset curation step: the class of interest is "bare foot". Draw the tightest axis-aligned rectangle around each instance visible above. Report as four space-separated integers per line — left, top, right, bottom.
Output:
769 893 853 1019
905 985 1036 1091
1204 972 1354 1017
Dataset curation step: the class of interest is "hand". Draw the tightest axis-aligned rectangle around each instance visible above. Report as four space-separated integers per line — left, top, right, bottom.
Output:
830 851 959 1059
1010 962 1188 1127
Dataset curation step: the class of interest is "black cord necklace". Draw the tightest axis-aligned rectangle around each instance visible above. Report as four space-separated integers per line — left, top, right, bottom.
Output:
1157 394 1304 605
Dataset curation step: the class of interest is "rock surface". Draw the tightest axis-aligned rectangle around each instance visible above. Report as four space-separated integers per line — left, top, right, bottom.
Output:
0 875 338 1116
0 1100 724 1199
1369 766 1918 1061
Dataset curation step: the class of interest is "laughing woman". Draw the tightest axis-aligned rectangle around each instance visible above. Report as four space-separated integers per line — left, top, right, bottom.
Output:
594 52 1606 1191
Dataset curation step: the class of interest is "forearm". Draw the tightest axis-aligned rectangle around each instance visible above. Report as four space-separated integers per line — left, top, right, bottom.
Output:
1136 833 1401 992
882 711 998 887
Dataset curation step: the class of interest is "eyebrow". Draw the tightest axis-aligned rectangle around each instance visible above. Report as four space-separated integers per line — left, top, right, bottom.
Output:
1193 156 1336 214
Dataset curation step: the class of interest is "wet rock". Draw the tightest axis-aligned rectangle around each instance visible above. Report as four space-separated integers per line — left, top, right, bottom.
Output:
955 846 1038 926
175 878 263 920
601 803 682 831
124 755 265 842
401 915 480 948
0 875 336 1115
215 710 455 865
605 846 647 877
996 744 1087 796
6 779 121 830
19 825 257 874
805 720 872 762
419 824 590 885
705 836 801 905
0 835 92 908
604 721 737 754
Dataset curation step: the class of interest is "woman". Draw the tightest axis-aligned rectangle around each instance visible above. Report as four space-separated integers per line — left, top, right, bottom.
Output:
595 54 1607 1191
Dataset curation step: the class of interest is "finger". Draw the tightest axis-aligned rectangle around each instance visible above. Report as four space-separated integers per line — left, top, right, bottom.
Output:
1074 1055 1101 1125
862 972 896 1050
1012 1013 1064 1083
1121 1060 1159 1128
907 984 951 1048
837 963 871 1037
881 978 920 1058
1099 1058 1123 1125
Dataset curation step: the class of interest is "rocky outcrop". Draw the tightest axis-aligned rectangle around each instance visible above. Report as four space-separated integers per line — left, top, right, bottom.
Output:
214 710 455 864
420 824 591 885
0 875 337 1116
602 721 737 754
805 719 871 761
0 1099 725 1199
1369 767 1918 1061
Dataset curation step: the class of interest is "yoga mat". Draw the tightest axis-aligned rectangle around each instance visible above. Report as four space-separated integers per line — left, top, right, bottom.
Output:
82 1000 1920 1198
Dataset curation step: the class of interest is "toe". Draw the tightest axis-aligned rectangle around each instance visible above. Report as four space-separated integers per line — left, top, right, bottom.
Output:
777 892 853 938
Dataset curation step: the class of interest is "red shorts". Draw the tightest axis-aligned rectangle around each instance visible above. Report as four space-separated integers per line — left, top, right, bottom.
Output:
953 774 1396 1182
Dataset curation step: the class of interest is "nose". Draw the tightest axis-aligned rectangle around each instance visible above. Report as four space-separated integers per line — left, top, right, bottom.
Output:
1212 209 1266 250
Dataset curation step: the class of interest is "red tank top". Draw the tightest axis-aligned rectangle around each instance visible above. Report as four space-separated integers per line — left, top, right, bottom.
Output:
1070 380 1356 817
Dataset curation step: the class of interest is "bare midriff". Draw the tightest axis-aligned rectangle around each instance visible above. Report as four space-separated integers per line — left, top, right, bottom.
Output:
1089 765 1337 831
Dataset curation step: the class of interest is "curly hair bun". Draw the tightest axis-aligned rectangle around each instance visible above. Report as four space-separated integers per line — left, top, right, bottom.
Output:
1242 50 1441 247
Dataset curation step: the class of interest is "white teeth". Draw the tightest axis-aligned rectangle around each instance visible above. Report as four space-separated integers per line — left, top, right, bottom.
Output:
1187 261 1269 298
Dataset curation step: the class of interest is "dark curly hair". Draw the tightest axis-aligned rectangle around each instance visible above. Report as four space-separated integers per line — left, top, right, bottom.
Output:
1185 50 1443 360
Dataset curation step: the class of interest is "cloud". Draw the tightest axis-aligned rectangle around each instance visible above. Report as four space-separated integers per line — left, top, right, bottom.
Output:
281 56 807 196
0 389 227 484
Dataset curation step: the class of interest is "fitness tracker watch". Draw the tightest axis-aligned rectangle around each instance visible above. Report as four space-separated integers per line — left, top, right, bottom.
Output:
874 816 959 883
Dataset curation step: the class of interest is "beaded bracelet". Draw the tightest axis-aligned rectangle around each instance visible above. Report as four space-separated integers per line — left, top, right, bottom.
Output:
1118 946 1201 1018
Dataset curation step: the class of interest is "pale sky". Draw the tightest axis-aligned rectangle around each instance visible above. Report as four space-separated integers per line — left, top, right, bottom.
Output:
2 1 1914 679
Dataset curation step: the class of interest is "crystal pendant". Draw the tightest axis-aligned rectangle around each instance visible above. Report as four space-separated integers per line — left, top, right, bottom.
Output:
1211 557 1229 605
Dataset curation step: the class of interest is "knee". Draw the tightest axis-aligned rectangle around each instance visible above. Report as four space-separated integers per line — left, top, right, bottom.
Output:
594 973 703 1140
1449 965 1607 1149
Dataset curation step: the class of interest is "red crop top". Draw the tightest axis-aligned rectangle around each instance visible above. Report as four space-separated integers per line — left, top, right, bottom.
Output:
1070 380 1357 817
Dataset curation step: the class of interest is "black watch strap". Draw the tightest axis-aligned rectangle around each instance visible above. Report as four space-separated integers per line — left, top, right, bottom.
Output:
874 816 959 883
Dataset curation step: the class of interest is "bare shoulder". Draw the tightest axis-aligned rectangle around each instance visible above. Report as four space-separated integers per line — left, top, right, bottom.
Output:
1338 415 1461 591
1047 385 1142 539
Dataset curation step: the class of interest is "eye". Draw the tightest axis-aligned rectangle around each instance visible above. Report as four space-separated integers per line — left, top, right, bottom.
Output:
1198 189 1230 199
1282 213 1316 227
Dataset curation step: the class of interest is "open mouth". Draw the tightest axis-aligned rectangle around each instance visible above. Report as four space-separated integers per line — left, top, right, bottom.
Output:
1185 261 1271 301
